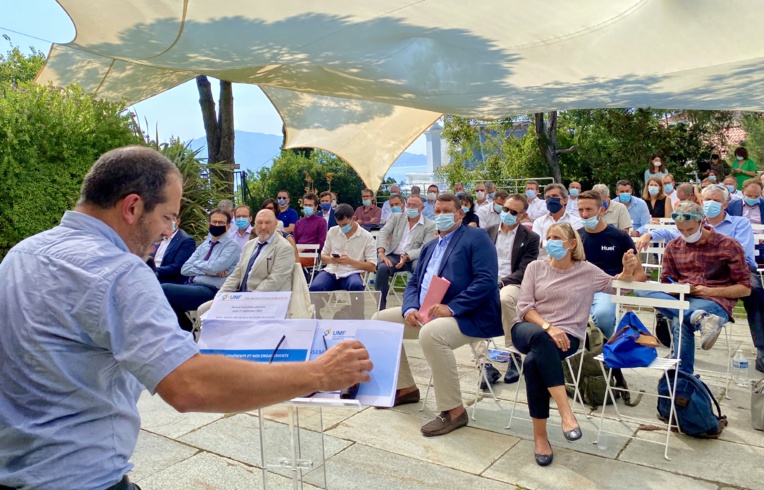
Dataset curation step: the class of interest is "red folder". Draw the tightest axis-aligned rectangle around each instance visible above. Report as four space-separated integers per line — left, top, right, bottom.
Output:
419 275 451 323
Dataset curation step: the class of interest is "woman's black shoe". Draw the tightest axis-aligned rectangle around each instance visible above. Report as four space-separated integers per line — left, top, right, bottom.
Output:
535 440 554 466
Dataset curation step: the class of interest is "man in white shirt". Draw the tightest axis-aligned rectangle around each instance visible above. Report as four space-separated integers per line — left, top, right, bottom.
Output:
374 195 436 309
228 205 253 251
532 183 583 254
474 182 491 212
566 181 582 217
380 184 401 224
310 204 377 292
477 190 507 229
724 176 744 202
525 180 547 221
662 174 679 206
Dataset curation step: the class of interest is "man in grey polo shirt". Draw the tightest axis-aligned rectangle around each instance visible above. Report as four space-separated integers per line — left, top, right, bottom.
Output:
0 146 372 490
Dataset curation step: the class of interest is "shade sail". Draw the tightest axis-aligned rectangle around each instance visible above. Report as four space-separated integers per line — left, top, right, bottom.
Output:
37 0 764 188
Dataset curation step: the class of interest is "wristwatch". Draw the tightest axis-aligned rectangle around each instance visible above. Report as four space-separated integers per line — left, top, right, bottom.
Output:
541 322 551 331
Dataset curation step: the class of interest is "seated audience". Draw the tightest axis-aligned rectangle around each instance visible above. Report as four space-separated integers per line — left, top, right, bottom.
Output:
593 184 631 232
675 182 699 204
218 199 235 223
728 178 764 226
532 184 583 254
453 182 465 194
318 191 338 229
724 176 743 202
525 180 547 222
576 191 647 338
155 216 196 285
373 194 501 437
486 181 497 200
460 193 480 227
643 177 674 219
474 182 492 214
617 179 657 237
566 181 582 217
635 200 751 374
380 185 402 224
477 190 505 229
375 195 436 309
229 204 253 251
161 209 241 331
293 192 327 250
662 174 679 206
354 188 382 228
478 193 540 387
515 223 637 466
423 184 439 219
276 190 299 235
310 204 376 292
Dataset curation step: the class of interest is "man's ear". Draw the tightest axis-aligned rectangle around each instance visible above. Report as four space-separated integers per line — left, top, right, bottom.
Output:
120 194 144 225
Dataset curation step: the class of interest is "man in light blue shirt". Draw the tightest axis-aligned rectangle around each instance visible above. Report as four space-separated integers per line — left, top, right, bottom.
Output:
616 179 652 236
0 147 373 490
161 209 241 331
422 184 439 219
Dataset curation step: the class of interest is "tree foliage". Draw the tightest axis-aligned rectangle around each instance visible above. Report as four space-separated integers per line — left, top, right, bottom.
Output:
246 150 366 212
740 113 764 168
0 44 45 89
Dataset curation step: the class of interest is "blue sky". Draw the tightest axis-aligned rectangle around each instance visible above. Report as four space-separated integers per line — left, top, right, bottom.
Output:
0 0 427 155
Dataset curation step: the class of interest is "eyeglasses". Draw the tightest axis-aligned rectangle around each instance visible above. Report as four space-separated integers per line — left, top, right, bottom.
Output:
671 212 702 222
210 220 228 226
502 208 520 215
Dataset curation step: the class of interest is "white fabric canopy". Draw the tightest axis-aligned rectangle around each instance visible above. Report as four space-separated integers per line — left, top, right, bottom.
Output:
37 0 764 188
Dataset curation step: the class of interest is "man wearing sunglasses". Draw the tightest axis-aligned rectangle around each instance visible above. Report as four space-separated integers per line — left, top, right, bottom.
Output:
634 198 751 374
477 194 541 387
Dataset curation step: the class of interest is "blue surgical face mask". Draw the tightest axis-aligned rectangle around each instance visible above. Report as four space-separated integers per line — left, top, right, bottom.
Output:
277 197 288 207
500 211 517 227
569 188 579 197
406 208 420 219
703 200 722 219
171 220 177 232
303 207 314 217
581 215 599 230
737 155 745 161
745 196 761 206
709 175 717 182
493 203 503 213
362 199 372 207
545 239 569 260
392 206 403 214
435 213 456 232
488 192 495 199
648 186 660 196
726 185 736 194
320 203 331 211
235 218 249 230
618 193 632 204
525 189 536 200
663 184 674 194
461 205 470 213
340 223 353 234
546 197 563 214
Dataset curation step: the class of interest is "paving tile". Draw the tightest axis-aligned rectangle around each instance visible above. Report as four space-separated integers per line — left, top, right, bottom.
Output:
134 451 318 490
255 404 367 432
484 439 717 490
137 390 224 439
177 413 351 478
326 406 518 474
128 430 198 482
304 443 515 489
618 430 764 489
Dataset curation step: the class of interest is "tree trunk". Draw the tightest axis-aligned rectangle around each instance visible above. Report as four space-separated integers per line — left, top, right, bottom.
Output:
196 76 235 194
534 111 564 183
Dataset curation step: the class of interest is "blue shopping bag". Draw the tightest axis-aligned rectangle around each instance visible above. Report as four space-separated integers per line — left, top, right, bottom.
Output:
603 311 660 369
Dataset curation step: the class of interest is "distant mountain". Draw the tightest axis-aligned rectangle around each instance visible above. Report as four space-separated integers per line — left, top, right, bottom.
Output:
188 130 427 183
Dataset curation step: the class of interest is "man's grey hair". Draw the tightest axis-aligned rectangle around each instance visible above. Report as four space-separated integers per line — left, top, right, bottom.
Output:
676 183 695 200
544 183 568 199
673 200 704 220
702 183 730 203
592 184 610 200
218 199 234 212
485 181 496 191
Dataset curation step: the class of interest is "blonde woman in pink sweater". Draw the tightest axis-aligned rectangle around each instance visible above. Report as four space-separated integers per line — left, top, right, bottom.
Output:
513 223 638 466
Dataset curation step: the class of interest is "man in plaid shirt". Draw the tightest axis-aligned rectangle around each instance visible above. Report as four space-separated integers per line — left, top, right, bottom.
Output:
637 200 751 373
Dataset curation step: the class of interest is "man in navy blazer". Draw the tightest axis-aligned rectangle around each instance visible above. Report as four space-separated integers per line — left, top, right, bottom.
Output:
154 218 196 284
318 191 338 229
373 194 501 437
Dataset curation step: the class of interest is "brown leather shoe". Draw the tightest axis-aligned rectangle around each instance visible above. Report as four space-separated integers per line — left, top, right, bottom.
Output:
420 410 468 437
393 388 421 407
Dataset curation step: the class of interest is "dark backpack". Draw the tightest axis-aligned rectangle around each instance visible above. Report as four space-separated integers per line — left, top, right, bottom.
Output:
657 369 728 438
563 323 642 408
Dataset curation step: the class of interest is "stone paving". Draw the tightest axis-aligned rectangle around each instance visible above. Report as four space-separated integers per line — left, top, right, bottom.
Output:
130 308 764 489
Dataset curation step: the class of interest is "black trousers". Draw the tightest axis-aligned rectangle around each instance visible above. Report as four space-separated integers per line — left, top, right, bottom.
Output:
511 321 580 419
374 254 413 310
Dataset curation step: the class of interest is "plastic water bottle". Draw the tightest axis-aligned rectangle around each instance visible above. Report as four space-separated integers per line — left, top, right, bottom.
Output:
596 433 609 451
732 349 749 387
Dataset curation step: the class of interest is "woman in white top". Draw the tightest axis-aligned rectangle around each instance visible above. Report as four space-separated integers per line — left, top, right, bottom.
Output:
514 223 638 466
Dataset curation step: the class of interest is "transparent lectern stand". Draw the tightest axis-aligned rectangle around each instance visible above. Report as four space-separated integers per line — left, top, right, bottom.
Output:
258 397 361 489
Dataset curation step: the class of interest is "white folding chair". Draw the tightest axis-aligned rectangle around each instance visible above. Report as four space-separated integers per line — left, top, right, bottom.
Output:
505 340 588 429
185 310 200 342
594 280 690 460
295 243 321 286
389 271 412 304
639 244 666 278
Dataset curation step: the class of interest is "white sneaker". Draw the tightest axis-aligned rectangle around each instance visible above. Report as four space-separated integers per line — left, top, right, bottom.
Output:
691 310 725 350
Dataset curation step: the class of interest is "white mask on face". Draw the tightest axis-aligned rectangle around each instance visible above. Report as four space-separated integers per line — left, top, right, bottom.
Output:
681 223 703 244
653 161 661 168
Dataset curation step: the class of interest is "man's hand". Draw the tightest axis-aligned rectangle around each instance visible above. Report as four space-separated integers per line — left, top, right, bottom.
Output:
395 254 409 269
629 230 641 237
621 249 638 274
405 309 425 327
635 234 651 252
379 254 393 267
428 304 452 320
313 340 373 392
334 255 351 266
216 270 228 277
690 285 713 297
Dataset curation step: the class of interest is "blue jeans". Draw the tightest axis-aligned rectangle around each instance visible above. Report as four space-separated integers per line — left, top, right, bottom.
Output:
635 291 728 373
309 271 365 291
590 292 617 339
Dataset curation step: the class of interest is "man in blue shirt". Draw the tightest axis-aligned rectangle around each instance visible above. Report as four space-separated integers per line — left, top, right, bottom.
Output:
277 189 299 235
616 180 652 236
422 184 439 219
161 209 241 332
0 147 373 490
637 183 764 373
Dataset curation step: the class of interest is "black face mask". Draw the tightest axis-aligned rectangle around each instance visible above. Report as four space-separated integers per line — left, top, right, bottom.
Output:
209 224 227 237
711 155 719 160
